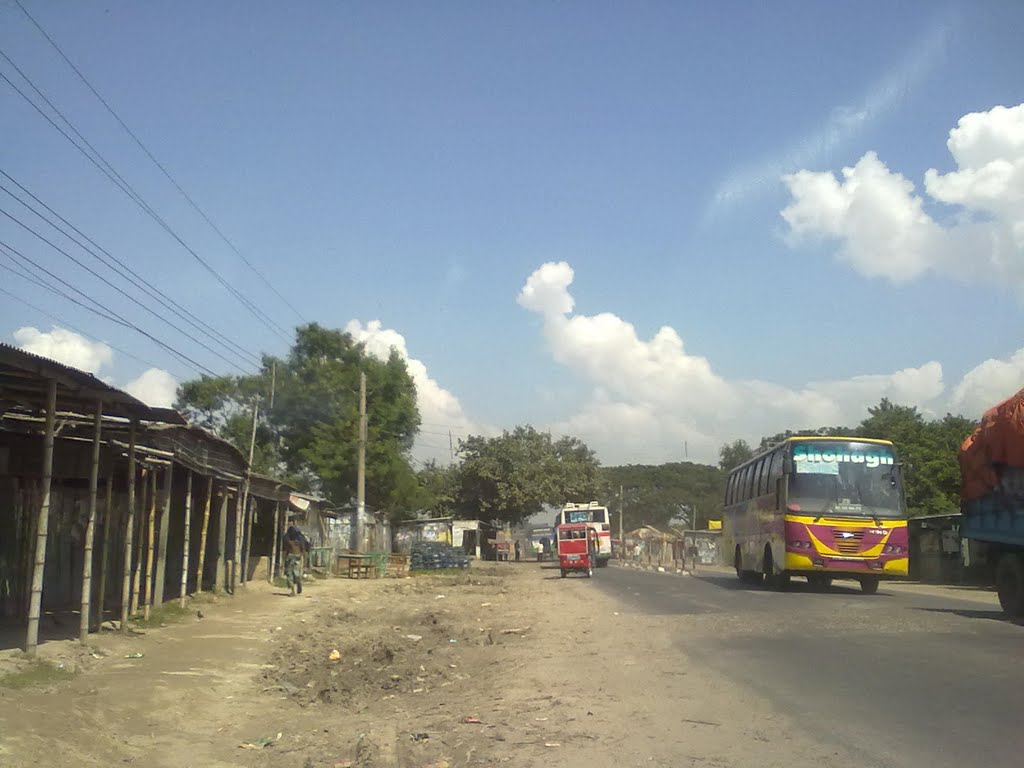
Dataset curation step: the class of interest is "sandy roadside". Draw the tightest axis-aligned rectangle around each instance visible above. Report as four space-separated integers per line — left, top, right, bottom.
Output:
1 563 869 768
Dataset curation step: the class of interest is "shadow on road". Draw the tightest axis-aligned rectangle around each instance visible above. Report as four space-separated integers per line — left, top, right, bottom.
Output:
694 573 887 597
914 607 1023 625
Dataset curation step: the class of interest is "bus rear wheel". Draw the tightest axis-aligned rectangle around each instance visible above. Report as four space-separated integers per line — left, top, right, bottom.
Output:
996 553 1024 617
859 575 880 595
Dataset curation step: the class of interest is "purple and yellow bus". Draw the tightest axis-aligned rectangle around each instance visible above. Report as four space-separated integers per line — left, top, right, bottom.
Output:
722 436 909 593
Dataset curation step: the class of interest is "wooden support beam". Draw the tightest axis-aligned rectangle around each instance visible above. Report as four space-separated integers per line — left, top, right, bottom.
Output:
142 469 157 620
120 421 137 633
94 475 113 630
216 491 228 593
269 501 280 583
195 476 213 593
231 491 244 593
180 470 193 608
80 400 102 643
243 494 256 585
129 467 146 617
153 463 173 608
25 379 57 656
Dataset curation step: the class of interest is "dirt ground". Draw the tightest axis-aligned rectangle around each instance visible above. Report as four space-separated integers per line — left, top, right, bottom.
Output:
0 562 842 768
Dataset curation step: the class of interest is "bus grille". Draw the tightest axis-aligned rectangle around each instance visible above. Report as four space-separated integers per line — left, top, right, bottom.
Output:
833 530 864 555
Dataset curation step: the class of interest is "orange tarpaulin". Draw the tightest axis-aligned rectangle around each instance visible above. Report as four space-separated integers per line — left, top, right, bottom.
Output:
960 386 1024 501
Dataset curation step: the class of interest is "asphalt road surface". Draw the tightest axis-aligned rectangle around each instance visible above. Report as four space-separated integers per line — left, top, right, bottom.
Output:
596 565 1024 768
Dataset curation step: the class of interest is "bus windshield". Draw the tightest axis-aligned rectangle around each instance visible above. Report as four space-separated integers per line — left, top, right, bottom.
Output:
788 441 904 519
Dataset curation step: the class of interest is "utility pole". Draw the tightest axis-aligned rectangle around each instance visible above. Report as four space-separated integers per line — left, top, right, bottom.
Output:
449 431 454 463
239 396 258 586
270 362 276 410
619 485 624 561
356 371 366 553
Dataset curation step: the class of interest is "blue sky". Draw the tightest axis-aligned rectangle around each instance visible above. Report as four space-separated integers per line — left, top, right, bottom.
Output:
2 1 1023 465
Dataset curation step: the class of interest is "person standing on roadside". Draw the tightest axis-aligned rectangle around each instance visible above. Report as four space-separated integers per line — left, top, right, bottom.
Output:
282 522 310 595
514 540 522 562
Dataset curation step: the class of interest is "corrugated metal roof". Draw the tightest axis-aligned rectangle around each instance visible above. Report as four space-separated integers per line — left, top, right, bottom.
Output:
0 342 182 423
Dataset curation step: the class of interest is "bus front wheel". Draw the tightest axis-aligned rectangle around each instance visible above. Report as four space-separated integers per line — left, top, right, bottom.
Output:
859 575 880 595
996 553 1024 617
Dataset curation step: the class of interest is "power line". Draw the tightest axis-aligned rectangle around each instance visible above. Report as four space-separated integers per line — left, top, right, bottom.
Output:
0 168 262 367
0 201 254 375
0 175 261 370
13 0 307 325
0 50 292 344
0 239 217 376
0 281 187 379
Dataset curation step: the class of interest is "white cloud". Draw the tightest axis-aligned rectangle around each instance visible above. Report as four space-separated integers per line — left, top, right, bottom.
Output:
345 319 490 464
518 262 996 465
14 326 113 374
949 348 1024 418
782 103 1024 293
13 325 177 408
710 15 951 213
123 368 178 408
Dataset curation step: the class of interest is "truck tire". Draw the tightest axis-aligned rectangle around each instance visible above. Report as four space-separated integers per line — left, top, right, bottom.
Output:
996 553 1024 617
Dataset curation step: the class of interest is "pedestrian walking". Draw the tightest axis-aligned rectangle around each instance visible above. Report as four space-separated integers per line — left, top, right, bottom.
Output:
282 522 310 595
514 540 521 562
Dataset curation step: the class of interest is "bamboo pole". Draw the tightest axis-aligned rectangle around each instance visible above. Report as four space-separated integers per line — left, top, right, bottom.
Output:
244 495 256 585
268 501 280 583
216 491 228 592
231 490 244 593
195 476 213 592
95 475 113 630
80 401 102 643
153 463 173 607
129 467 147 617
180 470 193 608
25 379 57 655
120 422 137 632
142 469 157 621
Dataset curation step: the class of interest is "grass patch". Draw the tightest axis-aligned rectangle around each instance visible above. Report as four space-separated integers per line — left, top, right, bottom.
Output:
134 600 194 628
0 659 75 690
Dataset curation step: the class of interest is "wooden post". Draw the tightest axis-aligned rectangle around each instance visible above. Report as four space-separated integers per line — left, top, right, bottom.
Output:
231 490 244 593
195 476 213 592
80 400 102 643
129 466 146 617
153 463 173 607
216 490 228 593
94 475 113 629
244 495 256 584
120 422 137 632
142 469 157 620
268 501 280 583
25 379 57 655
180 470 193 607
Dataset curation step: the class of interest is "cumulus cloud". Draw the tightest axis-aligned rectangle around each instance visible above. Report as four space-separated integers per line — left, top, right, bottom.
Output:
123 368 178 408
13 325 178 408
345 319 489 464
14 326 113 374
949 348 1024 418
518 262 1014 465
782 103 1024 293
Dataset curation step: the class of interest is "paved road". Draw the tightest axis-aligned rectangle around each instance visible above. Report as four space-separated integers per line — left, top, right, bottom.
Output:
595 565 1024 768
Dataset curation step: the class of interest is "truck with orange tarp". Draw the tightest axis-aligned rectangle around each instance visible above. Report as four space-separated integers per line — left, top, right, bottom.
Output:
959 386 1024 616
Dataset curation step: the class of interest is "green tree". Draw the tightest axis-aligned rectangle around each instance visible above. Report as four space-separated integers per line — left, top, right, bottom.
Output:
718 439 754 472
176 323 421 518
599 462 725 531
451 426 600 526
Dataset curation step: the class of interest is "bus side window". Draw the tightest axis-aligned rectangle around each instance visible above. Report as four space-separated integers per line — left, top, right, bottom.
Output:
753 458 765 497
768 449 783 489
742 465 753 501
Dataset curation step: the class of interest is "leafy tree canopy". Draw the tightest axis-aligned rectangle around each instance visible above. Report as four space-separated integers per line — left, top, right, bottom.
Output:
176 323 421 518
445 426 601 527
718 439 753 472
599 462 726 532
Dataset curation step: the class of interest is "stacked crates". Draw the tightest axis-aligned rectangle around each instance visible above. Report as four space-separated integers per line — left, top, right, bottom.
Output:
410 541 470 571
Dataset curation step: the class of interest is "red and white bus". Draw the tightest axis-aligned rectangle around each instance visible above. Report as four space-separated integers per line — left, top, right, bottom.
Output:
554 502 612 567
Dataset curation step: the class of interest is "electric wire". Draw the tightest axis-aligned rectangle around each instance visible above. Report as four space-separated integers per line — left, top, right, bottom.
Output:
13 0 306 324
0 55 292 343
